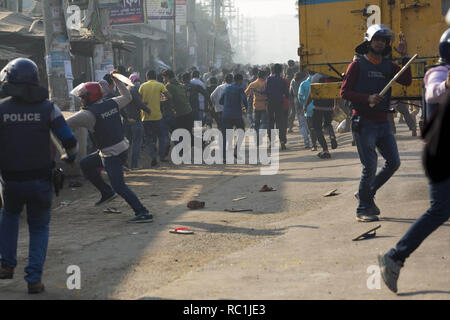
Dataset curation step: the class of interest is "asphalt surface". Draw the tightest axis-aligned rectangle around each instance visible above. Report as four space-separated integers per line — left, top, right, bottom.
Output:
0 122 449 300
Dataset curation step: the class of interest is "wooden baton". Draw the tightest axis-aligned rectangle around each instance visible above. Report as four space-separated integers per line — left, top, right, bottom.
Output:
369 53 418 107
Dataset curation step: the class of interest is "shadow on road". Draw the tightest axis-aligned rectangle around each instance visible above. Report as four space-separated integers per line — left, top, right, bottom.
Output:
381 217 450 227
397 290 450 297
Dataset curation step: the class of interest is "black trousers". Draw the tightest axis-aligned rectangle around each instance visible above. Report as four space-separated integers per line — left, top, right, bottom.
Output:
288 99 296 129
176 112 194 132
267 102 287 144
175 112 194 146
312 109 335 152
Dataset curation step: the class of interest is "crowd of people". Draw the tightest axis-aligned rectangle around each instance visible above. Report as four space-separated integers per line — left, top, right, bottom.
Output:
0 22 449 295
94 59 350 171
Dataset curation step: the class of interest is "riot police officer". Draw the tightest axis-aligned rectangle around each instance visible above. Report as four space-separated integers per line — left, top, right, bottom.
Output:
377 28 450 294
0 58 78 294
340 24 412 222
422 28 450 122
67 71 152 223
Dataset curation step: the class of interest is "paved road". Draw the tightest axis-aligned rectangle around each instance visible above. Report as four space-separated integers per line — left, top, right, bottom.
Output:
1 123 449 300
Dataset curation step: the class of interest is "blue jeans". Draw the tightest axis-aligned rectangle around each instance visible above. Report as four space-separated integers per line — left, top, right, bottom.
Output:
162 113 176 134
79 151 148 216
143 120 167 160
222 117 245 158
353 120 400 213
254 109 267 145
124 121 144 169
0 179 52 283
161 114 176 156
247 105 254 127
296 106 311 148
387 176 450 263
254 110 267 130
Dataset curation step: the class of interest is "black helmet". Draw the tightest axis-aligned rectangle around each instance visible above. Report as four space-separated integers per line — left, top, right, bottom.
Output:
355 24 394 56
439 28 450 64
0 58 39 86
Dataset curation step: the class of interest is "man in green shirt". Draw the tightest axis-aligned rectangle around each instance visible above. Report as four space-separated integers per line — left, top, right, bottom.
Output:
162 70 193 142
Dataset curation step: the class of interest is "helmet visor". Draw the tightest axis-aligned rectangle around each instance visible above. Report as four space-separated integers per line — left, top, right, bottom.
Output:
70 83 87 99
373 29 394 42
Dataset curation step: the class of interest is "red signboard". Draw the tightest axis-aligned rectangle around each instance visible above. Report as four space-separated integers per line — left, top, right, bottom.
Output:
110 0 147 25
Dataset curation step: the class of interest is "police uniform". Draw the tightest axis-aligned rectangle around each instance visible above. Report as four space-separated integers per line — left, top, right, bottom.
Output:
67 79 152 223
0 58 78 293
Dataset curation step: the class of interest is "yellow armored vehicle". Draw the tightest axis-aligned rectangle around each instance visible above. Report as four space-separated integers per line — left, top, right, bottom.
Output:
298 0 448 100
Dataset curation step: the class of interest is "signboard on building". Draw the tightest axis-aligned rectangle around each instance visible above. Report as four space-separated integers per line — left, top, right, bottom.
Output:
67 0 89 10
176 0 186 25
98 0 121 8
146 0 174 20
110 0 147 25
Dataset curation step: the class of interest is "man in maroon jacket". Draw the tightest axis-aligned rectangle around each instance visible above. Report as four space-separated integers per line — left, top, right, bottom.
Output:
340 24 412 222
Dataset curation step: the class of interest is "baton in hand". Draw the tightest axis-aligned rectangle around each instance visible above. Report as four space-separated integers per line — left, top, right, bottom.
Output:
111 73 134 86
369 53 418 107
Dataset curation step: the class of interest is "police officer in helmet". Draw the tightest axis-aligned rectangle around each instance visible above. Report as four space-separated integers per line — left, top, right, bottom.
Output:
377 27 450 293
0 58 78 294
422 28 450 122
341 24 412 222
66 71 152 223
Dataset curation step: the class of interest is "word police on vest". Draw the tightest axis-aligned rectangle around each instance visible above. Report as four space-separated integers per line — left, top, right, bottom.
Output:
101 108 118 119
3 113 41 122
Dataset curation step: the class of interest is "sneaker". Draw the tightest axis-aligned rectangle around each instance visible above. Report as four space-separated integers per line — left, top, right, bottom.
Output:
354 192 379 215
151 159 158 167
128 213 153 223
356 212 379 222
95 193 117 206
317 151 331 159
280 143 287 151
28 282 45 294
330 137 338 149
371 203 381 216
378 253 403 293
311 146 318 151
0 266 14 279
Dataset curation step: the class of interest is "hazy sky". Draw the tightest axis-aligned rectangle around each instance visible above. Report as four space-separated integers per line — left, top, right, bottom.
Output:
234 0 297 18
233 0 299 65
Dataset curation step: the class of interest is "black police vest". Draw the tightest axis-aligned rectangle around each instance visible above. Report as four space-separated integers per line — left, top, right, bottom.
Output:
352 57 392 114
0 96 53 174
86 99 124 150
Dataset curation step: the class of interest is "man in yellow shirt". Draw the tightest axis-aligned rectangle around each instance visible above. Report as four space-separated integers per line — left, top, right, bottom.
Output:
139 70 173 167
245 70 268 146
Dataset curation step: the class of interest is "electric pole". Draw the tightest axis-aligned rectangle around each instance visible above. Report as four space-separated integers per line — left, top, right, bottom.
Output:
173 2 177 71
93 7 114 81
42 0 73 111
212 0 222 68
